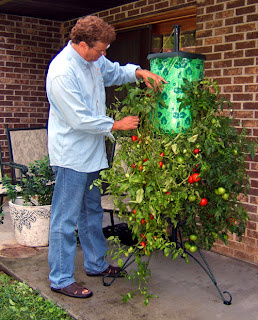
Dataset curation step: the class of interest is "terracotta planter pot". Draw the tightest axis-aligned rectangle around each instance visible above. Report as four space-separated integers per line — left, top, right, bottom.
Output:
9 198 51 247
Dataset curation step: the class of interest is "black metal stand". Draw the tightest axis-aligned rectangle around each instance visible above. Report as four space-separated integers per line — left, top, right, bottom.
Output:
102 251 137 287
171 226 232 305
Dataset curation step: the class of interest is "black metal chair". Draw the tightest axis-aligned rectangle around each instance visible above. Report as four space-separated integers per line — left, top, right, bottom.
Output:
101 140 136 246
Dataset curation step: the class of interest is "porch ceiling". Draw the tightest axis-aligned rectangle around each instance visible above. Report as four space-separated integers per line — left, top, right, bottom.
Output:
0 0 137 21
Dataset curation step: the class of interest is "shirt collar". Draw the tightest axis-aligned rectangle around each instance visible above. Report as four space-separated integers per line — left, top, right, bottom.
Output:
67 40 90 68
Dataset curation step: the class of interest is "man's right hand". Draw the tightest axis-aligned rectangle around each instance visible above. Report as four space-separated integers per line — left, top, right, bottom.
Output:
111 116 139 131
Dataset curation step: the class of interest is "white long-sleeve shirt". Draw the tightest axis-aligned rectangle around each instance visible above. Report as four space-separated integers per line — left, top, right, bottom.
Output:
46 41 139 172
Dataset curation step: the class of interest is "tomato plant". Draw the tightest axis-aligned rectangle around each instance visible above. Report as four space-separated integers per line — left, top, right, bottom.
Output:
95 78 257 305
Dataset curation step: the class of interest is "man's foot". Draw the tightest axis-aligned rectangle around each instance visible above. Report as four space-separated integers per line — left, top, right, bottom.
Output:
51 282 93 298
86 265 127 277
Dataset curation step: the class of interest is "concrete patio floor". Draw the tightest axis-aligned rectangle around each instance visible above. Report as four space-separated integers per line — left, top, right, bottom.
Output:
0 204 257 320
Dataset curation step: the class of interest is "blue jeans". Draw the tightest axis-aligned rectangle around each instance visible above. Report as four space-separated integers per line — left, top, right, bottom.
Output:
48 167 109 289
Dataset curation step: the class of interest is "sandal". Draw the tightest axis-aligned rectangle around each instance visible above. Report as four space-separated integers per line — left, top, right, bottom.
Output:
51 282 93 298
86 265 127 277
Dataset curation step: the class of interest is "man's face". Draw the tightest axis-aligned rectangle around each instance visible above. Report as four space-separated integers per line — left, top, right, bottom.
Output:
79 41 110 62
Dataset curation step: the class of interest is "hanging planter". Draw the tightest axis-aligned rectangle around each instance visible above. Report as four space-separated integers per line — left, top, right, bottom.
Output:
147 33 205 134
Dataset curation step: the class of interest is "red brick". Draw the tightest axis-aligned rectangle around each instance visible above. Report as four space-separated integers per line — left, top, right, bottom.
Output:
234 251 255 263
234 58 254 67
206 4 224 13
135 0 147 8
236 23 256 33
225 16 244 26
247 229 258 239
247 31 258 40
214 43 233 52
223 68 243 76
247 14 258 22
215 26 233 35
245 66 258 74
236 5 256 15
204 36 223 44
215 9 234 19
224 50 243 59
234 76 254 84
236 40 256 50
128 9 140 17
245 85 258 92
154 1 169 10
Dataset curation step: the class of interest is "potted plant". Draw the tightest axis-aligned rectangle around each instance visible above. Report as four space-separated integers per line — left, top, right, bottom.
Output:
3 155 55 247
96 79 257 305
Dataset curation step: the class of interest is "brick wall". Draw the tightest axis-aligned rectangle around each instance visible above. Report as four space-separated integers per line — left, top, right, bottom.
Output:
0 0 257 264
195 0 258 264
0 14 63 161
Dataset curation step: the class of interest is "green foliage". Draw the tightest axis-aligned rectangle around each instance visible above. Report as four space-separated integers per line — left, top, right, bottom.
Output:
3 155 55 206
98 78 257 305
0 272 73 319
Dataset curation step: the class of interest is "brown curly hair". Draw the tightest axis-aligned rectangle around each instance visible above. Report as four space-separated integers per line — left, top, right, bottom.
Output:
70 15 116 47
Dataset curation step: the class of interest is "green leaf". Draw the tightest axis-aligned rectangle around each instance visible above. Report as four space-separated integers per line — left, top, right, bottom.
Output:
171 144 178 154
117 258 124 268
188 134 198 143
136 188 144 203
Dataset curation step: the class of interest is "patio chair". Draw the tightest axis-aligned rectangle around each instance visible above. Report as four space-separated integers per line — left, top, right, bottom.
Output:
5 124 48 184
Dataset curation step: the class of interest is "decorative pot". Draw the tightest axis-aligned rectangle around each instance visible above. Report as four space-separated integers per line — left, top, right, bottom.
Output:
9 198 51 247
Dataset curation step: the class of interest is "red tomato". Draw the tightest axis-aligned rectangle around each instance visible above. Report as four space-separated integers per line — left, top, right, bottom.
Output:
150 214 154 220
141 219 145 225
165 191 171 195
131 163 137 169
160 152 165 157
132 209 136 214
159 161 164 168
139 165 143 171
140 233 146 239
192 173 200 182
193 148 199 154
131 135 138 142
143 158 148 162
200 198 208 206
140 241 146 247
188 175 194 184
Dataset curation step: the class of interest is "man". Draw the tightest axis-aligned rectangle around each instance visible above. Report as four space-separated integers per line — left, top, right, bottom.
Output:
46 15 166 299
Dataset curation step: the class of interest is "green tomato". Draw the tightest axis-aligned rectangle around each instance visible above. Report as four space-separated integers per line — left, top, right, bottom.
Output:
184 241 191 250
176 156 184 164
222 193 229 200
188 195 197 202
232 149 238 156
211 118 216 124
214 189 219 195
190 234 198 241
189 245 198 253
217 187 226 195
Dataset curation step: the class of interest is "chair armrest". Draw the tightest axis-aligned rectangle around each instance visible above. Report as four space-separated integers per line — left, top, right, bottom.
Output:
4 161 28 174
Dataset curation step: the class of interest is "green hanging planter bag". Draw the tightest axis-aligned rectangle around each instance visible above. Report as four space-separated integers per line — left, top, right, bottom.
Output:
148 51 205 134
